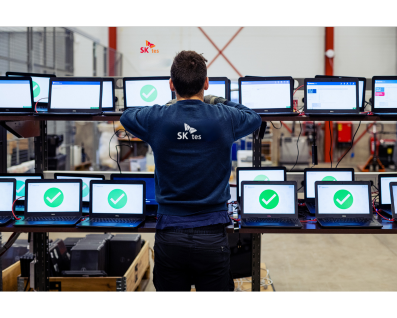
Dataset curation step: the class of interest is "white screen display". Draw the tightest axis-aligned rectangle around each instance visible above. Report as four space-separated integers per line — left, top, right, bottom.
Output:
359 80 364 109
243 184 295 215
206 81 226 98
0 176 42 197
240 80 291 109
56 176 103 202
238 169 285 197
92 184 143 215
125 80 172 107
27 182 80 213
374 80 397 109
305 171 353 199
31 77 51 103
392 186 397 212
380 177 397 205
306 81 357 110
102 81 113 109
0 182 14 211
317 184 369 215
0 80 32 109
50 81 101 109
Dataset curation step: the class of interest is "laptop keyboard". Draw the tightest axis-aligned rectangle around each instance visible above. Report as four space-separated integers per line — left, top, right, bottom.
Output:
245 218 298 223
25 217 78 221
320 218 369 223
91 218 140 223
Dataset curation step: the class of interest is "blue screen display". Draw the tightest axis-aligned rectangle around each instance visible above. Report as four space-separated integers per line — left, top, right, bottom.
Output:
112 177 157 205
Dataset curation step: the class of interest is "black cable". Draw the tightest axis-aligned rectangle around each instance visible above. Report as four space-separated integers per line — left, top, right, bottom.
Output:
297 185 303 192
328 121 332 168
270 121 282 129
109 122 135 174
24 278 30 291
336 121 361 168
289 121 302 172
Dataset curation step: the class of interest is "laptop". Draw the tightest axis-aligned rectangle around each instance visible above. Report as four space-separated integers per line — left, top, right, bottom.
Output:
123 76 174 108
377 174 397 215
14 179 82 226
388 182 397 220
236 167 286 204
238 76 298 115
6 72 56 112
205 77 231 100
315 75 367 112
54 173 105 213
304 168 354 214
240 181 302 228
371 76 397 115
304 77 360 116
42 77 102 115
0 173 43 213
77 180 146 228
0 179 16 225
0 76 34 115
315 181 382 228
101 78 121 115
111 173 158 216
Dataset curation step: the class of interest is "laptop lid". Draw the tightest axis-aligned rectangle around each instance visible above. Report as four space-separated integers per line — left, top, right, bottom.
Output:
90 180 146 218
378 174 397 208
0 174 43 202
241 181 297 218
0 179 16 216
110 173 157 206
372 76 397 113
206 77 230 100
315 181 372 219
304 78 359 114
25 179 82 217
6 72 56 107
236 167 286 202
0 76 34 113
101 78 115 112
304 168 354 203
389 182 397 219
48 77 102 113
54 173 105 205
123 76 174 108
238 76 293 114
229 184 237 203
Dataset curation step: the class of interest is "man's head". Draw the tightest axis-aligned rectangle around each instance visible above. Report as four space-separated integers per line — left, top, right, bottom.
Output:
170 51 209 100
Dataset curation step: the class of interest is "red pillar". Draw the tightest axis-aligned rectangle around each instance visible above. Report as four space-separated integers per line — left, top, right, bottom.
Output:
324 27 334 163
108 27 117 76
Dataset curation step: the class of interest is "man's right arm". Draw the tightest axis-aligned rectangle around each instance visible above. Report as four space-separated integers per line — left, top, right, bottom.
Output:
120 107 152 142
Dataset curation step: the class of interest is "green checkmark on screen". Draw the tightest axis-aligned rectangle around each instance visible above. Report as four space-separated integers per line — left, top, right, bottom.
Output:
259 189 279 209
82 182 89 197
44 187 64 208
322 176 337 181
333 189 353 209
16 180 26 196
140 85 157 102
254 174 269 181
32 81 40 98
108 189 127 209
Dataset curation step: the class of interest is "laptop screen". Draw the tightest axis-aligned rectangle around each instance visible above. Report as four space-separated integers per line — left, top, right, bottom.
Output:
238 169 285 197
0 80 32 109
124 79 172 107
27 182 80 213
380 176 397 205
358 80 364 109
0 181 14 212
111 176 157 205
0 175 42 198
56 176 104 203
240 80 291 109
50 80 101 109
92 183 144 214
305 171 353 199
391 185 397 211
102 81 113 110
207 81 226 98
243 184 295 215
8 75 51 103
373 80 397 109
317 184 370 215
306 81 357 110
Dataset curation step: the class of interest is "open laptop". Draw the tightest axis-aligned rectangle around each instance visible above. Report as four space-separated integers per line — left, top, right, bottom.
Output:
206 77 231 100
304 168 354 214
111 173 157 216
101 78 121 115
315 181 382 228
0 76 34 115
304 77 360 116
77 180 146 228
0 173 43 213
377 174 397 215
0 179 16 225
371 76 397 115
123 76 174 108
14 179 82 226
54 173 105 213
388 182 397 220
238 76 298 115
42 77 102 115
6 72 56 112
236 167 286 204
240 181 302 228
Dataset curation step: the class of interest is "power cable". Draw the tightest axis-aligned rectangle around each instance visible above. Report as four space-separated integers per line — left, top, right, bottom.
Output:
270 121 282 129
336 121 361 168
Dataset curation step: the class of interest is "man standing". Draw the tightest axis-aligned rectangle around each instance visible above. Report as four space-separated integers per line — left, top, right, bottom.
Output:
120 50 261 291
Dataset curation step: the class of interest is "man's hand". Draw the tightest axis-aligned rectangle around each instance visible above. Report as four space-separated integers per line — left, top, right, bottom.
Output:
165 99 177 106
204 95 227 105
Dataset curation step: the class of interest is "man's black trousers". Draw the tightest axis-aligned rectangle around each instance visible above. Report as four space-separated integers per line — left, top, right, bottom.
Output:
153 224 235 291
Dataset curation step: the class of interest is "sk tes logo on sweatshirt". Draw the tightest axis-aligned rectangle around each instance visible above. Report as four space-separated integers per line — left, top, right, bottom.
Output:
177 123 201 140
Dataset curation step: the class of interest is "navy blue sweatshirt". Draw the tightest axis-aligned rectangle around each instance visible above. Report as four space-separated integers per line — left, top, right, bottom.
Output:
120 100 261 217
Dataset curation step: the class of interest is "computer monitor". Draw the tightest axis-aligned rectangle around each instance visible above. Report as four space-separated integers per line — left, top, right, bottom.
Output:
0 179 16 214
101 78 115 111
206 77 230 100
372 76 397 113
48 77 102 113
0 77 33 112
0 174 43 200
123 76 173 108
238 76 293 113
378 174 397 207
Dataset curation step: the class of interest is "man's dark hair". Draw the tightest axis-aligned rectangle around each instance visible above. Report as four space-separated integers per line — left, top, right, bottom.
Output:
170 51 208 98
